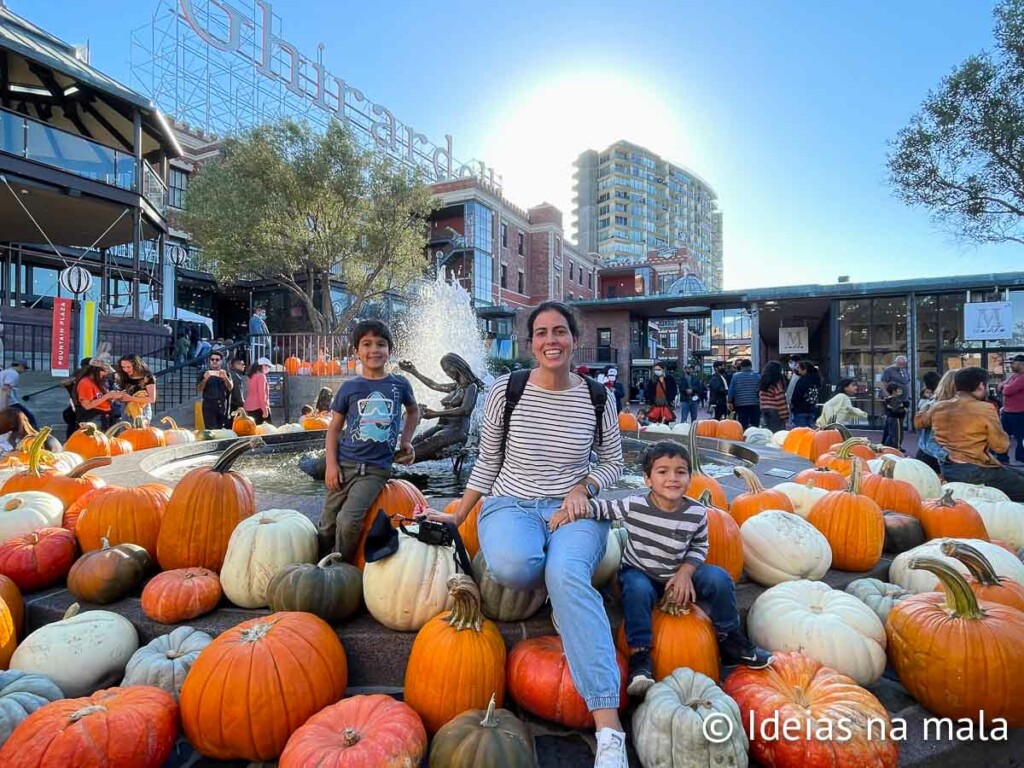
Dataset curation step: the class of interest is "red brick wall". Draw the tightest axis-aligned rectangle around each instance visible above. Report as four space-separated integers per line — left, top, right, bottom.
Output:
575 307 633 381
599 274 638 299
528 231 552 303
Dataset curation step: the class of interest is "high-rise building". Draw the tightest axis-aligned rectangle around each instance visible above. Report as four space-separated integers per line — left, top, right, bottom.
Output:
573 140 722 290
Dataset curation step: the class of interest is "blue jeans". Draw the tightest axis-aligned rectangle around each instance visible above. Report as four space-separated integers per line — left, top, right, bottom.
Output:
478 496 618 711
682 399 699 423
940 461 1024 503
618 563 739 650
791 412 815 428
995 411 1024 464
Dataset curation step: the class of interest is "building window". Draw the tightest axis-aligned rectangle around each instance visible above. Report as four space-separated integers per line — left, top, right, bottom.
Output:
500 222 508 248
568 262 574 281
615 215 628 226
598 328 612 347
168 168 188 209
555 237 561 256
518 270 525 294
568 292 574 300
500 264 507 289
588 272 593 289
517 231 524 255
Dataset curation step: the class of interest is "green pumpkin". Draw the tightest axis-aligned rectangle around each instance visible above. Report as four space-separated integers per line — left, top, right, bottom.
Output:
265 553 362 623
472 552 546 622
429 694 536 767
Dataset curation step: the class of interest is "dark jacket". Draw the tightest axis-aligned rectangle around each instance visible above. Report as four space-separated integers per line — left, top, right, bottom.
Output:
678 374 705 399
644 375 678 406
708 371 730 404
791 372 823 414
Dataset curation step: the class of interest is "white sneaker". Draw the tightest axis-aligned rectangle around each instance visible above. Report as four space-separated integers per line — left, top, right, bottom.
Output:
594 728 628 768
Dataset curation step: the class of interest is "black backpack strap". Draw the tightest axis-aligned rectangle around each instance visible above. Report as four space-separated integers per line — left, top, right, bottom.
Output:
397 519 473 575
500 369 531 458
582 375 608 448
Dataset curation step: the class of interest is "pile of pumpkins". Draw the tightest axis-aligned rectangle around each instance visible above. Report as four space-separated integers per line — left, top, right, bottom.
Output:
281 356 352 377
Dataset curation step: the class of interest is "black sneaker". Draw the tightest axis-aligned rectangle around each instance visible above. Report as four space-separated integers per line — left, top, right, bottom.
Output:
719 630 773 669
626 650 655 697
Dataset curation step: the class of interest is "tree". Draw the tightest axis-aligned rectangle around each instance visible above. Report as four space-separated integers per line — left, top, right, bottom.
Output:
888 0 1024 246
180 119 435 333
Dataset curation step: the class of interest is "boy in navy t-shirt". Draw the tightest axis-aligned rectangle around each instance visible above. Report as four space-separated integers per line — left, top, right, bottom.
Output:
318 320 419 561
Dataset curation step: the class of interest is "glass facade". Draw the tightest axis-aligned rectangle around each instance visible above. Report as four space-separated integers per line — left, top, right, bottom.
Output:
463 202 494 306
708 308 752 364
837 298 908 425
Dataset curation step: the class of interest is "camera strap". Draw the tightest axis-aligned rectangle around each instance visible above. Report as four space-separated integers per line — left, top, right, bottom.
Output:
398 520 474 575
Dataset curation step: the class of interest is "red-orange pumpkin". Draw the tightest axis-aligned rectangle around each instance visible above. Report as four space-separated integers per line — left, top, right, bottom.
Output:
104 423 134 457
284 356 302 375
693 419 720 438
300 413 331 430
698 490 743 582
729 466 794 526
112 418 166 452
794 466 848 491
685 429 727 509
941 539 1024 612
807 459 884 571
141 567 223 623
75 484 171 563
858 456 922 518
717 419 744 441
63 422 111 459
327 359 343 376
231 409 258 436
618 411 639 432
311 360 330 376
0 596 13 668
614 598 721 682
808 423 851 462
37 457 109 511
917 489 990 541
0 574 23 639
354 479 429 569
0 527 77 591
815 438 870 477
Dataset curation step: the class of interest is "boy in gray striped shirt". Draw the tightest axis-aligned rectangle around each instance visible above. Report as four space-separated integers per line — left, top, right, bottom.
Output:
551 441 771 696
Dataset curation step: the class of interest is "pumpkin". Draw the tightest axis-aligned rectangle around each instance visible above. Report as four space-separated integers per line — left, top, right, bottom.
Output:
352 479 428 569
284 356 302 375
809 422 851 461
971 499 1024 549
592 526 628 588
769 429 790 448
141 568 222 624
275 422 305 433
311 359 330 376
329 359 343 375
0 598 12 669
67 538 150 605
618 411 639 431
807 460 884 572
685 429 727 508
730 466 794 526
256 422 278 435
0 527 76 591
717 419 744 441
0 431 61 495
887 556 1024 726
0 577 22 640
773 481 828 519
220 508 318 609
0 671 63 748
122 626 212 700
615 597 721 682
405 575 506 734
0 492 63 545
363 525 457 631
61 487 101 533
194 428 238 441
883 511 925 554
301 412 330 430
74 483 170 563
859 456 923 518
36 457 108 511
740 510 832 586
63 423 111 459
747 580 886 685
697 490 743 582
110 418 166 452
428 694 534 768
10 603 138 697
506 635 627 728
917 488 989 541
845 578 913 624
230 408 258 436
889 538 1024 593
694 419 720 438
453 498 482 559
156 437 261 571
633 668 748 768
941 481 1010 504
0 685 178 768
473 551 546 622
180 612 348 761
103 424 133 457
794 466 847 491
723 651 899 768
266 553 363 623
867 456 941 499
940 539 1024 612
280 694 428 768
158 416 195 445
743 425 773 445
814 437 870 477
781 426 815 458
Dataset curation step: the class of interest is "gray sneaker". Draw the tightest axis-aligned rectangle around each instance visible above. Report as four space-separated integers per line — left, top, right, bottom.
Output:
594 728 628 768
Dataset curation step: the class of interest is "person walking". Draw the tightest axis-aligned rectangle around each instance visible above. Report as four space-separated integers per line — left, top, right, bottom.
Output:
243 357 273 424
708 361 730 420
116 355 157 422
726 359 760 430
604 368 626 413
0 361 37 429
196 350 233 429
817 378 868 427
250 307 271 363
643 362 678 425
790 360 823 428
228 356 248 417
758 361 789 432
677 367 702 424
174 334 191 366
996 355 1024 465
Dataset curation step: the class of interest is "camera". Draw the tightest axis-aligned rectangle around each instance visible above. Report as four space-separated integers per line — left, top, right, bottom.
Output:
414 520 455 547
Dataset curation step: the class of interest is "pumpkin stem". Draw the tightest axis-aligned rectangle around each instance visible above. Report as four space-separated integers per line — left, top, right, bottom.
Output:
733 466 764 494
907 556 985 619
68 457 112 478
822 422 853 441
697 489 713 507
132 416 148 429
26 427 52 476
878 457 897 479
160 416 180 430
106 422 130 437
63 603 80 620
792 685 810 708
342 728 360 747
940 540 1002 587
688 428 705 476
479 693 499 728
936 489 957 509
211 436 264 472
79 422 98 437
69 704 107 722
834 437 870 459
239 620 276 642
317 553 345 568
657 597 691 617
446 574 484 631
846 458 864 495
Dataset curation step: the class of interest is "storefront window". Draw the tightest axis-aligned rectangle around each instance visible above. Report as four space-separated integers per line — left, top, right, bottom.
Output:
837 297 909 426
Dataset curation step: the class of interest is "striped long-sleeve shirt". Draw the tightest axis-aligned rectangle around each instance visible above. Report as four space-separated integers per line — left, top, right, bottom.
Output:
588 494 709 582
466 373 623 498
727 370 760 407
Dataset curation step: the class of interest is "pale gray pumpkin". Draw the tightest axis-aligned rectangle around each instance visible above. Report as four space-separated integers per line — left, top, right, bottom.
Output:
472 551 546 622
0 670 64 748
844 578 912 624
122 625 212 700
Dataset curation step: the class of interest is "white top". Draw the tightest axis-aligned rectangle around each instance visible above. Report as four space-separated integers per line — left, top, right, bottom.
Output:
0 368 21 405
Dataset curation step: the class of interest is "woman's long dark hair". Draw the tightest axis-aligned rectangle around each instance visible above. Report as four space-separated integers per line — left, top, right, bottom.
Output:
115 354 153 389
797 360 821 382
759 361 785 391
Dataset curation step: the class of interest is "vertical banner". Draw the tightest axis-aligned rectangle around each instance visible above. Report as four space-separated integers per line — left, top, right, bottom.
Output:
78 300 99 363
50 297 73 377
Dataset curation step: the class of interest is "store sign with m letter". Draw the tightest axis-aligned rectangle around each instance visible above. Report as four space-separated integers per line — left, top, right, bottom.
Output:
964 301 1013 341
779 326 809 354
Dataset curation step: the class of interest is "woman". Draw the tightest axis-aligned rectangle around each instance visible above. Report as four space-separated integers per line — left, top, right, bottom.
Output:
914 370 954 473
790 360 822 428
0 408 60 453
243 357 272 424
75 360 121 429
398 353 482 462
116 355 156 422
758 361 789 432
642 361 678 424
817 378 869 427
421 301 628 767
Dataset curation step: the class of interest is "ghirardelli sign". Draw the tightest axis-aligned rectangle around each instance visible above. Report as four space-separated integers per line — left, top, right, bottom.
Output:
177 0 501 189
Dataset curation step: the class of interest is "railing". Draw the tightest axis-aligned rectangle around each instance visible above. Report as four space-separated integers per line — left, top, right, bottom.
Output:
143 161 167 215
256 333 352 365
2 321 173 373
576 346 618 365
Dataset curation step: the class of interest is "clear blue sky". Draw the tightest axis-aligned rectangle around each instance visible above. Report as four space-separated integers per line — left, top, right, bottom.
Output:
10 0 1020 289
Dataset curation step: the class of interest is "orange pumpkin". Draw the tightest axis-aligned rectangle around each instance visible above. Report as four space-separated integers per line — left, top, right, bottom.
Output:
781 426 815 459
299 362 313 376
693 419 721 438
697 490 743 582
685 429 727 509
284 356 302 375
311 360 330 376
142 567 223 623
38 457 109 511
156 437 260 571
887 557 1024 726
231 409 258 436
0 574 23 639
618 411 639 432
729 466 794 526
808 423 851 462
917 489 989 541
0 527 77 591
940 539 1024 612
0 595 13 668
404 575 506 734
0 429 61 494
794 466 848 491
615 598 721 682
717 419 744 441
0 686 179 768
449 498 483 559
301 412 331 430
354 479 428 569
75 484 171 563
180 612 348 761
62 486 102 532
112 418 166 452
807 460 884 571
815 438 871 477
327 359 343 376
858 456 922 518
63 422 111 459
104 423 134 457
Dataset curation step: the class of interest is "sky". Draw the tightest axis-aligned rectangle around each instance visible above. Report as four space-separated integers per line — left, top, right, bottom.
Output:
10 0 1021 290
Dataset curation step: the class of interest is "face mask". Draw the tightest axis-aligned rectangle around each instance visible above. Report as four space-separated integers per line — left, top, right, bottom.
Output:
789 363 798 370
654 370 664 377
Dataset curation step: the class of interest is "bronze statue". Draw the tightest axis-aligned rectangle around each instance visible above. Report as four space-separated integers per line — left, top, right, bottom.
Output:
398 353 482 463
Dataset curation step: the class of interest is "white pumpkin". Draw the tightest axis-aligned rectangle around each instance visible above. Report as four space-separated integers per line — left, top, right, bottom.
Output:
671 422 691 435
256 422 278 435
633 667 749 768
890 538 1024 593
646 423 672 433
769 429 790 448
772 481 828 519
743 427 773 446
740 511 832 586
363 525 456 631
10 603 138 697
866 457 940 499
276 422 305 434
844 578 913 624
747 580 887 685
46 451 83 473
0 491 63 544
220 508 318 608
941 481 1011 504
122 626 212 700
592 526 628 588
971 500 1024 549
